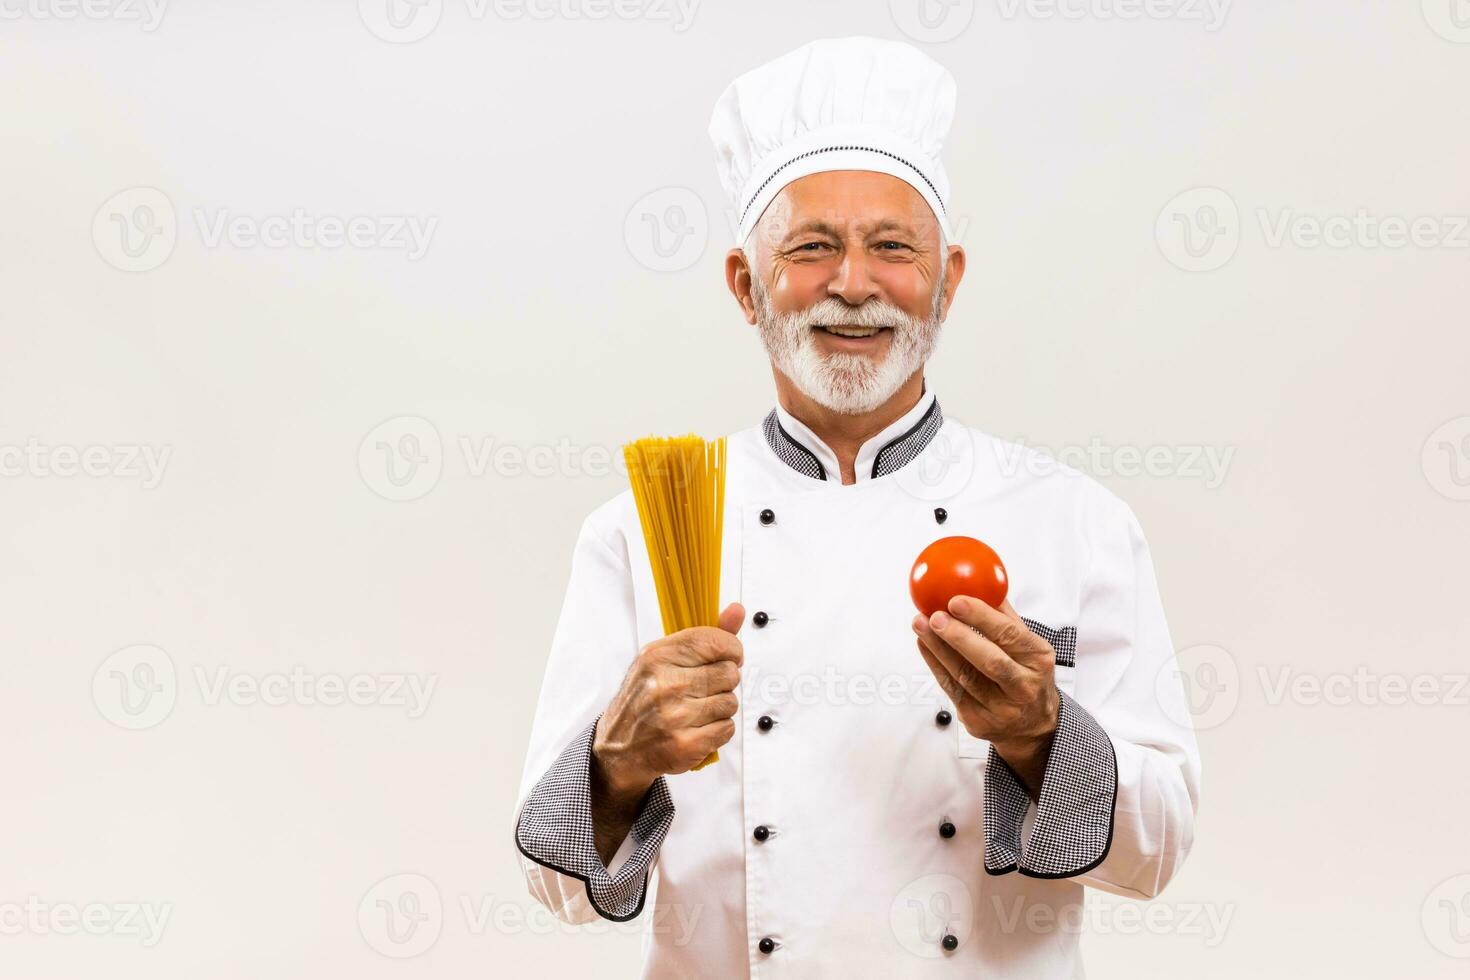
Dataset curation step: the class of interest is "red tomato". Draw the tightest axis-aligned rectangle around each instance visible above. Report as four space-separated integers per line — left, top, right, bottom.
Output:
909 536 1008 618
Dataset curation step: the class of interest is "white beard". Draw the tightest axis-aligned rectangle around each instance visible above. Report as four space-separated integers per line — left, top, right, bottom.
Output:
749 272 946 416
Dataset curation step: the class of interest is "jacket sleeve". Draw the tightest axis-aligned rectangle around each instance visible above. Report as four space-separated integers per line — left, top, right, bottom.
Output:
512 507 676 922
983 494 1202 899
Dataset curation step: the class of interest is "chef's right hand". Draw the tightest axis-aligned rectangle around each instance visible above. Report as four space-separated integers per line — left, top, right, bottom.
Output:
592 602 745 799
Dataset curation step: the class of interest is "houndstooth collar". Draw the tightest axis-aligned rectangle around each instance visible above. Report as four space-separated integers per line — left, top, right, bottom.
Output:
760 384 943 482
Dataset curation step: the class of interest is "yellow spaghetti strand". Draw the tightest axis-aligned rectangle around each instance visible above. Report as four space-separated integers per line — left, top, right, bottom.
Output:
622 433 728 769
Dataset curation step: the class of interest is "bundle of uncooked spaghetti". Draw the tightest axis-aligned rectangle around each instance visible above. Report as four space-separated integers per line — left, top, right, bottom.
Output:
622 434 728 769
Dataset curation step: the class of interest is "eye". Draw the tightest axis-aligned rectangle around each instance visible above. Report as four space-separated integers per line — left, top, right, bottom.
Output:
795 241 832 252
876 240 911 251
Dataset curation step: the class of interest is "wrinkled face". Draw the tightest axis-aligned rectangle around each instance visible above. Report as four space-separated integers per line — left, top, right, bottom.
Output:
745 170 955 415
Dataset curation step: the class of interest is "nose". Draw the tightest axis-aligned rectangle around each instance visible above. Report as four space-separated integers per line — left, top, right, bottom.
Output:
827 248 879 307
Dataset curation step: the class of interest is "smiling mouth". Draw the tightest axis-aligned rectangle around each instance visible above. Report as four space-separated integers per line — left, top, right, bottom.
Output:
813 324 892 338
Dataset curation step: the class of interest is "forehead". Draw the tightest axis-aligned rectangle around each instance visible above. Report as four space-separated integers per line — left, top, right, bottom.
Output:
760 170 939 238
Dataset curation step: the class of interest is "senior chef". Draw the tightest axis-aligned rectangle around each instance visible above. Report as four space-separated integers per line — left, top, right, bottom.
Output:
512 35 1202 978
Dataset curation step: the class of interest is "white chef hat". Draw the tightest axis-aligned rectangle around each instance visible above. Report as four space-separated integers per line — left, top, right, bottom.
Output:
708 35 957 249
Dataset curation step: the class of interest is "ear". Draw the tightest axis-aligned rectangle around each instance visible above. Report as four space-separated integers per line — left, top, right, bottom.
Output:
725 248 759 325
937 244 966 321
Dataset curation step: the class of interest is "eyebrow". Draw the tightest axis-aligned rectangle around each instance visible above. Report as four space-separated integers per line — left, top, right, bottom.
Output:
780 219 842 243
780 217 920 244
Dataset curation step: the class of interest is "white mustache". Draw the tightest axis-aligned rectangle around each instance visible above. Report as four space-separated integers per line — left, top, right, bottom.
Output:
797 298 910 331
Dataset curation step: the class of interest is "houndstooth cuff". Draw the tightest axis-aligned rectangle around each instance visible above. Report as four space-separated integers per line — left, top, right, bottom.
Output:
983 690 1118 878
514 716 675 921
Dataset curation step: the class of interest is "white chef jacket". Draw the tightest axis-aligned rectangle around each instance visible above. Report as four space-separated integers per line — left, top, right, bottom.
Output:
513 386 1202 978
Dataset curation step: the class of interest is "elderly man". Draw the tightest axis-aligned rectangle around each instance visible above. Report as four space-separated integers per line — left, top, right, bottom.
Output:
513 35 1201 977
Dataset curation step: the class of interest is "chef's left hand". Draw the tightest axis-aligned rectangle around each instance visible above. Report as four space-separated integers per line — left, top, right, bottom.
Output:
912 595 1060 797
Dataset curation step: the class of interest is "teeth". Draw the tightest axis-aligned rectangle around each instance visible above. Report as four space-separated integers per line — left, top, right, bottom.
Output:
819 325 883 338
